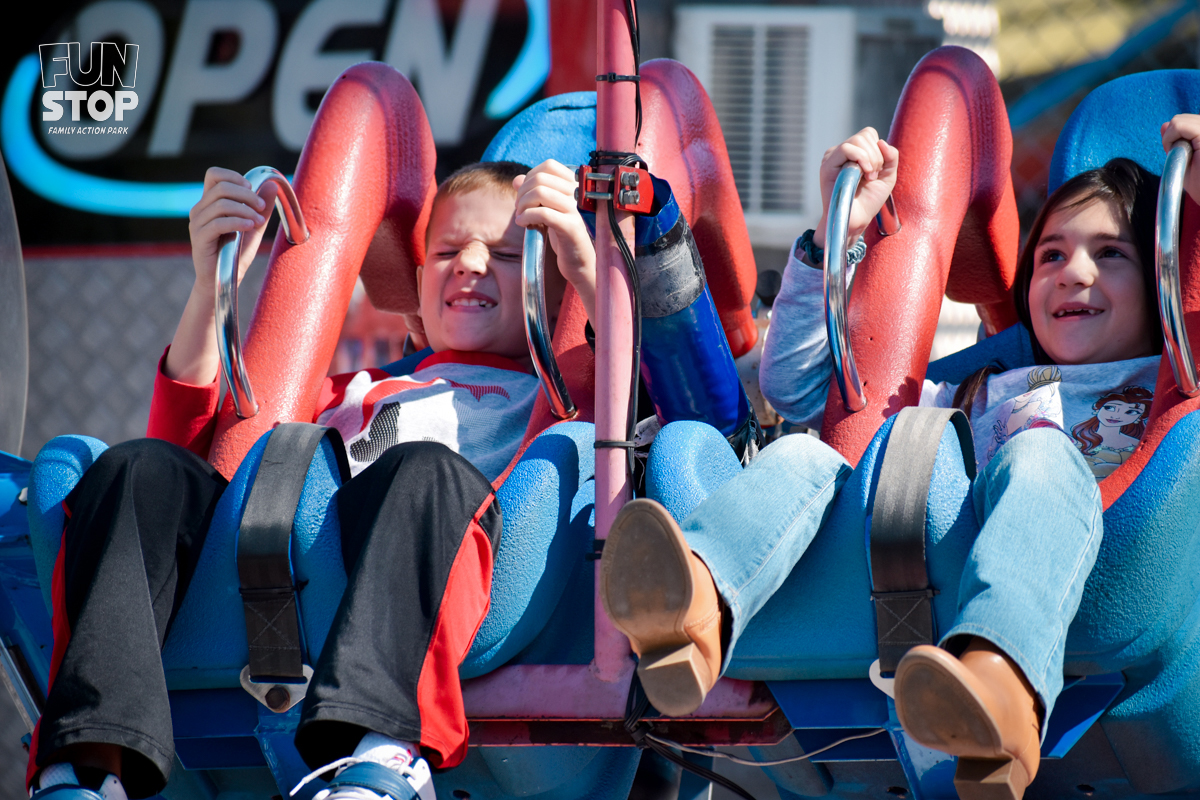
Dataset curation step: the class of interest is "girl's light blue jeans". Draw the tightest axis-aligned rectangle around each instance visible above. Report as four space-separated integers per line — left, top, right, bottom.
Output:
649 424 1102 723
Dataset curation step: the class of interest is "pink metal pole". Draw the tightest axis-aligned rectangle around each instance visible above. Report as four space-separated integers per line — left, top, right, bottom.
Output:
592 0 638 683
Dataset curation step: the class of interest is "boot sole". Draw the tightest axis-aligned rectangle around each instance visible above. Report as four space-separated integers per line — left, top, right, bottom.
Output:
600 499 711 716
895 648 1031 799
894 649 1004 758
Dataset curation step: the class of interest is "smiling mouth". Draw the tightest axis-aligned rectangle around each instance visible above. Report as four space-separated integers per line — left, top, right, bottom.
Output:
447 297 496 309
1053 308 1103 318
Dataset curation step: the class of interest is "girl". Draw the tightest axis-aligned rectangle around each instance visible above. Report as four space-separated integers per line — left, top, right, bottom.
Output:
599 115 1200 800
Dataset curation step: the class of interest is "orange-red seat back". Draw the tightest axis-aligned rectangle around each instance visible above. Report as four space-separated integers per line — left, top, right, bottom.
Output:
819 46 1020 464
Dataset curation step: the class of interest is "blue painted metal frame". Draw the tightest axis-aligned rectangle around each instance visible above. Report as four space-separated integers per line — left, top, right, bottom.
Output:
767 674 1126 798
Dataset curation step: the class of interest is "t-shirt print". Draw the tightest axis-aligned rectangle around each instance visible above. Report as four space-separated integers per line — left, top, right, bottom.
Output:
969 356 1158 480
987 367 1068 464
1068 383 1155 479
316 359 540 480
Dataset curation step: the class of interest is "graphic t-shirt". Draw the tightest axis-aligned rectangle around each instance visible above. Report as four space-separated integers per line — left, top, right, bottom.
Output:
920 358 1159 479
315 351 541 480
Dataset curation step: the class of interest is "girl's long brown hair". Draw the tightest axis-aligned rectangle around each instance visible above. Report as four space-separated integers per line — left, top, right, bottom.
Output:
954 158 1162 415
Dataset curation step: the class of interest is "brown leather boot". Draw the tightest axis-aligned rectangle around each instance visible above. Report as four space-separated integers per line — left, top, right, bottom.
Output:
600 498 723 716
894 642 1041 800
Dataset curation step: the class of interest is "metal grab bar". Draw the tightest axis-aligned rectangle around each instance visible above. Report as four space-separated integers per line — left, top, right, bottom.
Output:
824 164 868 412
522 228 577 420
876 194 901 237
216 167 309 419
1156 140 1200 398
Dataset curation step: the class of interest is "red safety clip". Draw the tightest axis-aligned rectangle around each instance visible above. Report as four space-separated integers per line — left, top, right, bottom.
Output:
575 165 654 215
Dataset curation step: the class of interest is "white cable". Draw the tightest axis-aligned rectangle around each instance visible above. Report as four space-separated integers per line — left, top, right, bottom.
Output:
646 727 887 767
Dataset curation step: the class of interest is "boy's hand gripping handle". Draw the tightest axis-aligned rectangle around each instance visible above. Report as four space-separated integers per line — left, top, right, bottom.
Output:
1157 140 1200 398
216 167 309 419
522 228 577 420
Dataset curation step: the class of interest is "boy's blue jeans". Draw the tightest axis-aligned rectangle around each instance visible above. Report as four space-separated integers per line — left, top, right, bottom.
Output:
659 426 1102 723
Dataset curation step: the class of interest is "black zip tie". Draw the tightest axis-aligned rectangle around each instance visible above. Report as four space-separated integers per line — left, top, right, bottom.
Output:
585 539 606 561
595 440 637 449
589 150 648 170
597 73 641 83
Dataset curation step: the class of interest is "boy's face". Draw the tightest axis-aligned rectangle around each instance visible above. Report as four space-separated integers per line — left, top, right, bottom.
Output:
417 188 528 361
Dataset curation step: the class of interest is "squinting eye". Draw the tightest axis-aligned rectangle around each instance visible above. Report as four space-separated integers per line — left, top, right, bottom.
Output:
492 251 522 261
1099 247 1128 260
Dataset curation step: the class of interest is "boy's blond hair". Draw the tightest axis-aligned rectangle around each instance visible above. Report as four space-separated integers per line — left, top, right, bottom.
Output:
435 161 530 205
425 161 530 249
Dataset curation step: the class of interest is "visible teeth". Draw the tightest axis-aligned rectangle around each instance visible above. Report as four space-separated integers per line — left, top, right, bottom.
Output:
1054 309 1100 318
450 298 493 307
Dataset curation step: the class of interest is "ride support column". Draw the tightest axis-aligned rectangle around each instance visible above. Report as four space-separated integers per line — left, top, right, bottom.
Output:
592 0 638 682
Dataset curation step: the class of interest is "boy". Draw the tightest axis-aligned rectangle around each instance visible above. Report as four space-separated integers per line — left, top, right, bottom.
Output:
28 160 596 800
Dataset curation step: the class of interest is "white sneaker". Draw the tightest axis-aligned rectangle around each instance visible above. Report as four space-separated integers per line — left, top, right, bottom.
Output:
31 765 128 800
292 734 435 800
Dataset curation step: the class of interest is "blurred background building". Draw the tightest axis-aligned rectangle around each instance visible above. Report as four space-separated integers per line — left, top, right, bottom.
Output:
1 0 1198 792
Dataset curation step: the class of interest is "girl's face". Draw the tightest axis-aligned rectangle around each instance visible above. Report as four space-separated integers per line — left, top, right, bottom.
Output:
1027 197 1157 365
1097 399 1145 428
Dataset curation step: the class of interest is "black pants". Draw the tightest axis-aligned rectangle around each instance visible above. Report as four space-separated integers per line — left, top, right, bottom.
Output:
31 437 501 798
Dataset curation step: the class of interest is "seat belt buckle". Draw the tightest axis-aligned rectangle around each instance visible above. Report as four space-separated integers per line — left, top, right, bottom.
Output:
240 664 313 713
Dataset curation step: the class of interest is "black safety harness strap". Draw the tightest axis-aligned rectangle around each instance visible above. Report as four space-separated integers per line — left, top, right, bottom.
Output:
869 407 976 674
237 422 349 682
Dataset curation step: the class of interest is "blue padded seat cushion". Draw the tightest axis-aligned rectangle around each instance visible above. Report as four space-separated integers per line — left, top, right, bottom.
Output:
1049 70 1200 191
27 435 110 611
462 421 596 677
1074 408 1200 792
482 92 596 168
28 422 598 689
162 429 346 688
644 421 742 523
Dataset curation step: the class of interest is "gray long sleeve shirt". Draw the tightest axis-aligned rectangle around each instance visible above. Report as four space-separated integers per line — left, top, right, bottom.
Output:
758 238 1159 480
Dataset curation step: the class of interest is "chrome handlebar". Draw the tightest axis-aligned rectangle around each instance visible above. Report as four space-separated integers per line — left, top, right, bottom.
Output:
215 167 309 419
1156 140 1200 398
522 228 577 420
876 194 901 237
824 164 868 412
